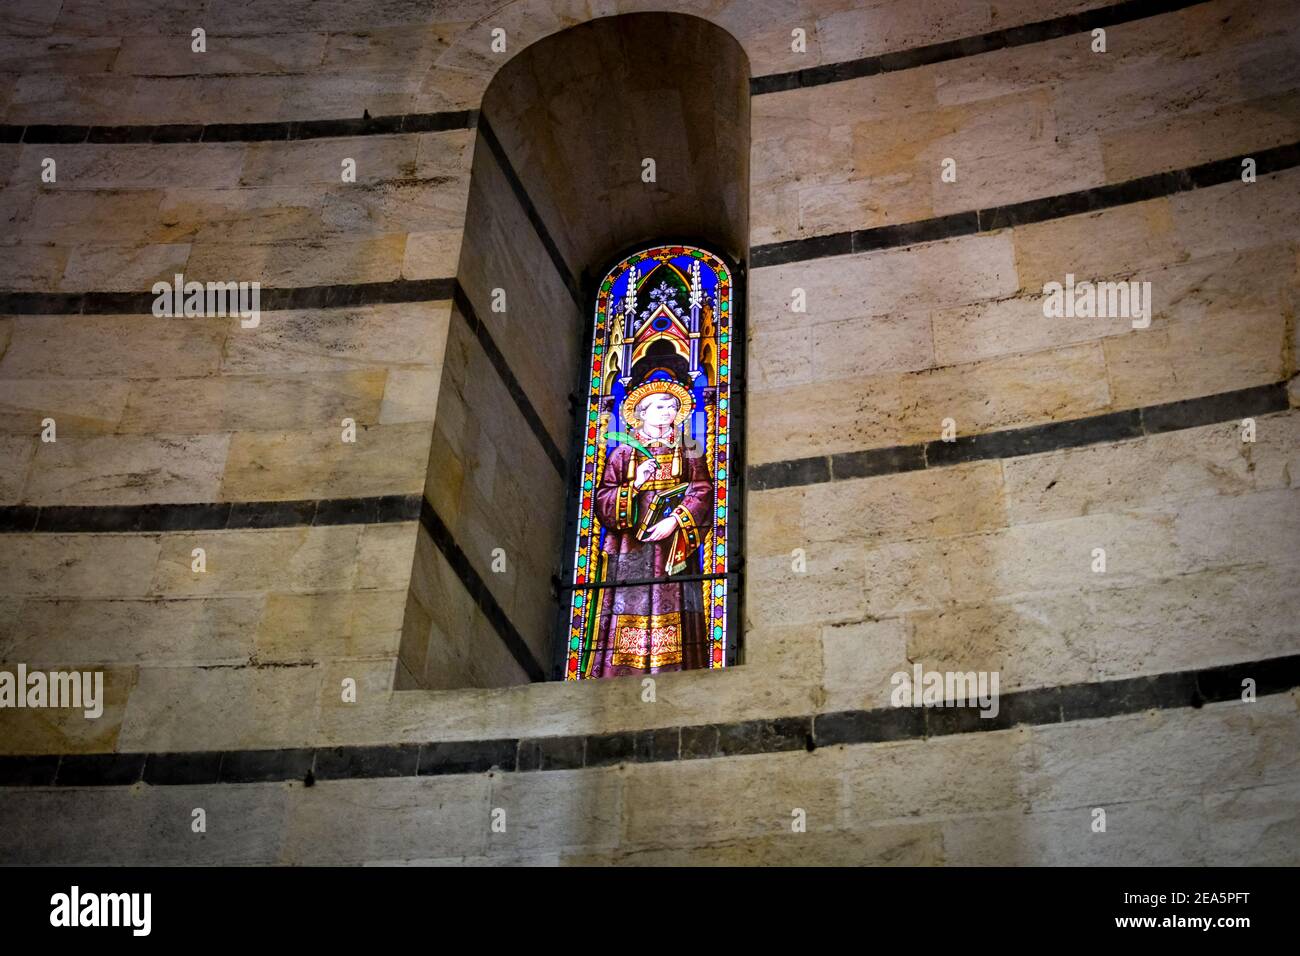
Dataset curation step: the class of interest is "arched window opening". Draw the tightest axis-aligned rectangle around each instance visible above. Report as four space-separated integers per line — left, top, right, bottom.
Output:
560 244 742 679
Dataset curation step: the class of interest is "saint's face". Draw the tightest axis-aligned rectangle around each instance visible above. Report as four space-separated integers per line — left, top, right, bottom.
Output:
643 396 679 428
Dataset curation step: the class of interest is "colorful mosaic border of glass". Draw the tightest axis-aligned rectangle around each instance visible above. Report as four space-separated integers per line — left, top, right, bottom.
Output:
565 245 733 679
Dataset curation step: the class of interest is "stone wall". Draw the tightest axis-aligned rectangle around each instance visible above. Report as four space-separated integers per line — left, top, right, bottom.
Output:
1 0 1297 865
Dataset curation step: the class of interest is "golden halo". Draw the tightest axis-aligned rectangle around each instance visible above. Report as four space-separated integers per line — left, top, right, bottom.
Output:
622 380 694 428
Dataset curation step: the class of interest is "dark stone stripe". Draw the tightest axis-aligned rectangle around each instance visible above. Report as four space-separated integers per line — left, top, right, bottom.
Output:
0 109 475 146
0 494 421 535
0 755 59 786
419 739 518 776
418 498 548 683
1 385 1284 535
3 386 1284 533
750 0 1209 94
453 284 567 477
313 744 421 781
749 381 1291 491
0 277 457 317
54 752 147 787
4 653 1294 787
142 751 223 786
476 114 583 308
219 748 315 784
752 141 1300 267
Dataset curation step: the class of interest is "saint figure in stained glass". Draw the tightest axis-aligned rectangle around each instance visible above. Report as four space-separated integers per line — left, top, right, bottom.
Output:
565 245 736 679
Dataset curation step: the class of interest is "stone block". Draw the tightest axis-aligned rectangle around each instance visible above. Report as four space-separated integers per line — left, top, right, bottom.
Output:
23 433 230 505
220 421 430 501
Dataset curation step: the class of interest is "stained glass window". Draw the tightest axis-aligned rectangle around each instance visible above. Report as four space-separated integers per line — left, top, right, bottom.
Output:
561 245 739 680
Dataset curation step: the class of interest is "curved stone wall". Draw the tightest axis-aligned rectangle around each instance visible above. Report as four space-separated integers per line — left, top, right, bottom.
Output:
1 0 1297 865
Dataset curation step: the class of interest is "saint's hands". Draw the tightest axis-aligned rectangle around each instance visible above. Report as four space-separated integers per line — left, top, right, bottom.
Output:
644 516 679 541
633 458 658 489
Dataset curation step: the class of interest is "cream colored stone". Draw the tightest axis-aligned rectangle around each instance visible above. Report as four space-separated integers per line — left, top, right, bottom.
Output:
0 435 34 502
0 314 229 379
357 522 419 591
0 664 136 755
239 135 419 188
573 823 944 866
1203 780 1300 865
1012 198 1186 291
0 534 161 597
320 178 470 235
486 767 622 854
1101 91 1300 182
379 367 441 424
852 88 1057 183
119 370 388 434
1171 168 1300 264
931 136 1106 217
0 378 129 435
739 621 822 680
1081 562 1300 681
156 186 326 245
747 544 866 628
941 796 1209 866
743 486 806 558
932 243 1294 366
812 0 992 64
749 340 1109 464
0 243 68 291
746 377 904 464
314 658 402 730
220 301 450 374
862 538 956 617
185 234 407 287
1174 487 1300 573
152 526 363 596
220 421 431 501
800 462 1006 546
756 169 936 245
1026 695 1297 810
1054 13 1299 143
401 229 463 280
898 342 1111 443
821 618 911 712
947 509 1180 603
257 590 407 662
17 189 169 244
0 784 291 865
906 601 1095 693
112 33 328 74
1003 413 1300 525
60 242 191 293
15 143 246 189
1103 309 1284 409
281 775 490 864
836 728 1034 822
1 596 260 666
750 233 1019 334
116 661 323 752
23 433 231 505
623 750 840 847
